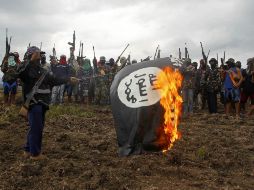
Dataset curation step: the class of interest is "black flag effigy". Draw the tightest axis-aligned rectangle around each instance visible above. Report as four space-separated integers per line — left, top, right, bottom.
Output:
110 58 178 156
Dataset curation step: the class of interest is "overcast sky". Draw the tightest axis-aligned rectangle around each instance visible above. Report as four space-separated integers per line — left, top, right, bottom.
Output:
0 0 253 70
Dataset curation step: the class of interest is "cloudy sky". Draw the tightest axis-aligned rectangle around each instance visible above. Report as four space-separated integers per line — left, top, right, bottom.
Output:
0 0 253 69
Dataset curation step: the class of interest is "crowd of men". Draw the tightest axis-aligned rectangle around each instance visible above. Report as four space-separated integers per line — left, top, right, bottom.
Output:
1 48 254 118
0 47 133 107
181 57 254 119
1 43 254 159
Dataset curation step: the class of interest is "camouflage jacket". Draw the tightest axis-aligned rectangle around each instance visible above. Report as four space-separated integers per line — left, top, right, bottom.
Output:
1 58 17 83
207 68 221 92
181 65 197 89
196 66 210 91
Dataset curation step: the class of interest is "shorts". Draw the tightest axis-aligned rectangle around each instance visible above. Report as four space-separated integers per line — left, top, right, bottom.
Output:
3 81 17 95
240 91 254 105
224 88 240 103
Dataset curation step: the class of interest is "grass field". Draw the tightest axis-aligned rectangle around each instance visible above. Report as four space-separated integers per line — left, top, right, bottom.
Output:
0 92 253 189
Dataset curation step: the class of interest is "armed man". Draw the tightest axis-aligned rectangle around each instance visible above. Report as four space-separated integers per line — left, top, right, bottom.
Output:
1 53 19 105
206 58 221 114
94 56 109 105
18 46 78 159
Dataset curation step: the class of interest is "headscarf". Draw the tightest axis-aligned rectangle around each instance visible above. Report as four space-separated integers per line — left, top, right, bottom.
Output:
82 59 92 70
59 55 67 65
8 56 16 67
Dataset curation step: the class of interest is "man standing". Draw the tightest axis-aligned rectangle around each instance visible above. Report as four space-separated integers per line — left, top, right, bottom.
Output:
76 59 93 104
181 58 196 116
94 56 108 105
207 58 221 113
51 55 70 105
221 58 243 118
197 59 210 109
1 53 18 105
18 46 78 159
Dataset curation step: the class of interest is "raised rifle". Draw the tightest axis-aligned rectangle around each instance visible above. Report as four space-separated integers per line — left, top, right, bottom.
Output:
68 30 76 62
200 42 209 64
154 45 159 60
5 28 12 56
179 48 182 60
78 41 82 57
40 42 42 51
185 43 188 59
92 46 98 73
157 49 161 59
81 43 84 58
115 44 130 66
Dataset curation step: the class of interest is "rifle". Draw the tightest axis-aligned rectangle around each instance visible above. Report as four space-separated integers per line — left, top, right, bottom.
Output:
81 43 84 58
68 30 76 62
179 48 182 60
185 43 188 59
40 42 42 51
19 70 49 119
115 44 130 65
127 53 131 65
157 49 161 59
5 28 11 56
78 41 82 57
154 45 159 60
200 42 209 64
92 46 98 73
53 44 56 58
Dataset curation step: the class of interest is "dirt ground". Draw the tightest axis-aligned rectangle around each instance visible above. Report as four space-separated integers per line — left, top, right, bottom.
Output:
0 101 253 190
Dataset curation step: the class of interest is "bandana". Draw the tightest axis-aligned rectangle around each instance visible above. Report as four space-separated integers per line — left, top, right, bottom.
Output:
82 59 91 70
8 56 16 67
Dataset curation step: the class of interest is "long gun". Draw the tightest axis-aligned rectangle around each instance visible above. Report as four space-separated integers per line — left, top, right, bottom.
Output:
154 45 159 60
115 44 130 65
157 49 161 59
185 43 188 59
68 30 76 61
5 28 11 56
200 42 209 64
179 48 182 60
92 46 98 73
81 43 84 58
19 70 49 119
40 42 42 51
78 41 82 57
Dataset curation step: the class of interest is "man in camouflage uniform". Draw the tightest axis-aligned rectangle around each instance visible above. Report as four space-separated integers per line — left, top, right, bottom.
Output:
207 58 221 113
76 59 93 104
197 59 210 109
181 58 197 116
94 56 109 105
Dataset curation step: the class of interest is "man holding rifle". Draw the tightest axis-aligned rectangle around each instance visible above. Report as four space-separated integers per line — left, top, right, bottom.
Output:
18 46 78 159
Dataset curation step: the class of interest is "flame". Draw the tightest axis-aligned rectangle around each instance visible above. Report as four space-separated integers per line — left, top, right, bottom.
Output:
155 67 183 152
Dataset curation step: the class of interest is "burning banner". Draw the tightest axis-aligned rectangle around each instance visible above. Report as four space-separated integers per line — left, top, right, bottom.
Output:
110 58 183 156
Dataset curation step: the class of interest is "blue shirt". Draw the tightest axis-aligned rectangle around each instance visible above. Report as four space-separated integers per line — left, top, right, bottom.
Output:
224 67 237 89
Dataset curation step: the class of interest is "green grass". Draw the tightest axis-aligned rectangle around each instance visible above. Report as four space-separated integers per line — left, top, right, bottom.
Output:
47 105 95 119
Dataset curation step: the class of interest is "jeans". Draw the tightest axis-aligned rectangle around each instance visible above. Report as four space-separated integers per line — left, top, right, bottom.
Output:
183 89 194 115
25 105 46 156
51 84 65 104
207 91 217 113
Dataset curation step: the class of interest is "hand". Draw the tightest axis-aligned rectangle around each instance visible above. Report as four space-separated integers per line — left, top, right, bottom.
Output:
70 77 80 84
31 52 41 62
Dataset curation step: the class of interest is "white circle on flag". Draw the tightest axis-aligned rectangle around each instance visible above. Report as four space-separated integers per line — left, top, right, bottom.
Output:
117 67 162 108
